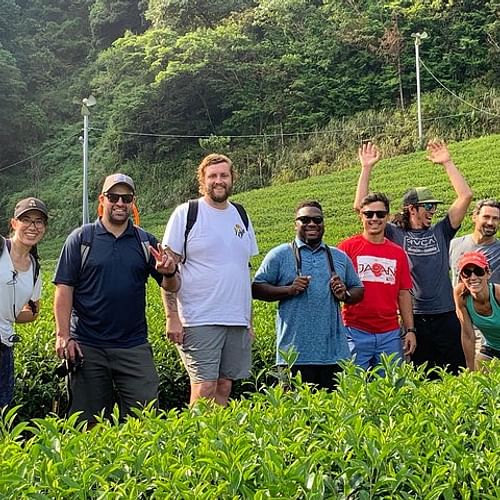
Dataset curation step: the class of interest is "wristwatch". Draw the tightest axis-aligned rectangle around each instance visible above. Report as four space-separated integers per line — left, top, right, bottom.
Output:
406 327 416 334
343 290 352 301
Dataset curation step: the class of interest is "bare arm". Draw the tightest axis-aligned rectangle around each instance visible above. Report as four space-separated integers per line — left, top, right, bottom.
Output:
398 289 416 355
15 300 40 323
252 276 311 302
426 141 472 229
353 142 381 211
54 284 82 361
453 285 475 370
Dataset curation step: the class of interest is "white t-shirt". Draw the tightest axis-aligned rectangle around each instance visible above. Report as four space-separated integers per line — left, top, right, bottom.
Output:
162 198 258 327
0 248 42 346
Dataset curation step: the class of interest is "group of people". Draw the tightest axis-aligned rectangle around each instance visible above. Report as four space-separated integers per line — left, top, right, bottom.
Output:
1 144 498 423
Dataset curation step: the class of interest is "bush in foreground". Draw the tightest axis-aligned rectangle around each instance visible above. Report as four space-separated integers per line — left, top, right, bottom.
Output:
2 361 499 498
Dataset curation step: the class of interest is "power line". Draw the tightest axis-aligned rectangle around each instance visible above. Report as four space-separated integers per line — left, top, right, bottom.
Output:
419 57 500 118
0 132 80 173
89 123 388 140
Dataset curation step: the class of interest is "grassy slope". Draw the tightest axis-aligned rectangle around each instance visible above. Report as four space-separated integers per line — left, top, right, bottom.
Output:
38 134 499 262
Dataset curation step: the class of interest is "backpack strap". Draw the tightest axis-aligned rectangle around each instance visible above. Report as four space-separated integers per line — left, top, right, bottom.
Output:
230 201 249 230
182 199 199 265
80 222 151 273
290 240 336 276
2 237 40 289
133 225 152 263
80 223 96 273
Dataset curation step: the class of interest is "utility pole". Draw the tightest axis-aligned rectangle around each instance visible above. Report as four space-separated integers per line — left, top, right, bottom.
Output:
80 95 96 224
411 32 428 149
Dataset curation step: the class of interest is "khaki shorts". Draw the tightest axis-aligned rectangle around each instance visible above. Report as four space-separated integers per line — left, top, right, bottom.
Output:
178 325 252 383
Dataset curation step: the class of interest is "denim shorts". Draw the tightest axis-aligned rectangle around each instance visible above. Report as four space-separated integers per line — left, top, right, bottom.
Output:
347 326 403 370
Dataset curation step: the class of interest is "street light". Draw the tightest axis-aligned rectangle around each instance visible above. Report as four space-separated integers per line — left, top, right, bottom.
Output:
80 95 96 224
411 31 428 148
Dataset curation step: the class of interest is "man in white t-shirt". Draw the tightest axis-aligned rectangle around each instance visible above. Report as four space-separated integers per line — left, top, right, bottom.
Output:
162 154 258 406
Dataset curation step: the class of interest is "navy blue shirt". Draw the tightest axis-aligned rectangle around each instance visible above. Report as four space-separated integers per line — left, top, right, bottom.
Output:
53 219 163 348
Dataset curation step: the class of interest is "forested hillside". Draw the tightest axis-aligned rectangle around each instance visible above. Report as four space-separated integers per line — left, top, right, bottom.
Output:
1 0 499 235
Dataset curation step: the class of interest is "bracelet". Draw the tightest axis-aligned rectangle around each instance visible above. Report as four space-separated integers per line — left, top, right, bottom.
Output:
164 264 178 278
343 290 352 301
406 327 416 334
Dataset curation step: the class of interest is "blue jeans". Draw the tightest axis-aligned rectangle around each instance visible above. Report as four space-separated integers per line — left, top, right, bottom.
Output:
347 327 403 371
0 344 14 407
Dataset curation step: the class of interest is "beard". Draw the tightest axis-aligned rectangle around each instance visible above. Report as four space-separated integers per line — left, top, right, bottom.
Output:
207 183 233 203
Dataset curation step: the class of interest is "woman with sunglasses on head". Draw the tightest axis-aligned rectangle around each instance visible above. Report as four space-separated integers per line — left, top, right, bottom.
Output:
454 251 500 370
0 197 48 407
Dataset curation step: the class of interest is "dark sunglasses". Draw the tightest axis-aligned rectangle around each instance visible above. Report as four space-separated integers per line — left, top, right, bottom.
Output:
104 192 134 204
296 216 324 224
417 202 437 211
361 210 388 219
460 266 487 278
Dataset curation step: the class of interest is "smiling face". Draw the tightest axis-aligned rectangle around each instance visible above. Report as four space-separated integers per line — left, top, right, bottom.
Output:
202 161 233 205
408 203 437 230
460 264 490 294
473 205 500 240
99 184 135 227
11 209 47 247
360 201 388 240
295 205 325 248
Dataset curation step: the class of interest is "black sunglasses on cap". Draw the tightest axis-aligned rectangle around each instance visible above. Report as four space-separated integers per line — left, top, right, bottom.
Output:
361 210 388 219
296 216 324 224
104 192 134 204
460 266 487 278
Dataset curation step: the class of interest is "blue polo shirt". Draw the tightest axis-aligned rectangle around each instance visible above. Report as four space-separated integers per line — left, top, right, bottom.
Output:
253 238 362 365
53 219 163 348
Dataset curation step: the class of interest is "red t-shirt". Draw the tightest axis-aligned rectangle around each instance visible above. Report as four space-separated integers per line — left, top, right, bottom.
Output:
338 234 412 333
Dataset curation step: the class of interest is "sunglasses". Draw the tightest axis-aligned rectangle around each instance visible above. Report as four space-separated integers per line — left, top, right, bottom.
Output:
104 192 134 204
417 202 437 211
460 266 487 278
296 216 324 225
361 210 388 219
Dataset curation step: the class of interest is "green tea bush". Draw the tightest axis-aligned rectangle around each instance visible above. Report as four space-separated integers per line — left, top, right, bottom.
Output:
2 361 500 498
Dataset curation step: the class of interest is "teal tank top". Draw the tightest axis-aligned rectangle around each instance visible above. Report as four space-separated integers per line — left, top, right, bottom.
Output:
465 284 500 350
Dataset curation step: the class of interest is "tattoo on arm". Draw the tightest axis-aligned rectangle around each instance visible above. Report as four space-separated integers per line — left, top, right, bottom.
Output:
166 291 178 312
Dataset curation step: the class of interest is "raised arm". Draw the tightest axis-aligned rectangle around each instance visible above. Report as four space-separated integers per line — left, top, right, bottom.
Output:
353 142 381 211
453 285 475 370
426 141 473 229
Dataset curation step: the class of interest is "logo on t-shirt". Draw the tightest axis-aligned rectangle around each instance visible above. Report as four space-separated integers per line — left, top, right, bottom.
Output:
357 256 397 284
234 224 246 239
404 233 440 256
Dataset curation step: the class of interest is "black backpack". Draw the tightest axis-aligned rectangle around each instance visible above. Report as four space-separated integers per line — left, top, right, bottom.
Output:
182 199 249 264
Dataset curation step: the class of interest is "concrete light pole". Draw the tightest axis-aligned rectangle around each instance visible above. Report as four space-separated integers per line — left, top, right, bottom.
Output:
80 95 96 224
411 31 428 149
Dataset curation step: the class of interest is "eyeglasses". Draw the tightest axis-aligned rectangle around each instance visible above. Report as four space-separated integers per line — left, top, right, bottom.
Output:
361 210 388 219
104 192 134 204
417 202 437 212
460 266 487 278
18 217 46 229
296 216 324 224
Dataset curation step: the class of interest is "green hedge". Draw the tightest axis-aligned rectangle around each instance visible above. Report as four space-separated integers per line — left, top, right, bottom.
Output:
2 361 500 498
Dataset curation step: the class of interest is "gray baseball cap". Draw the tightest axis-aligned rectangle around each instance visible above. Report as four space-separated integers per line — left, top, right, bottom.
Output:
102 173 135 193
